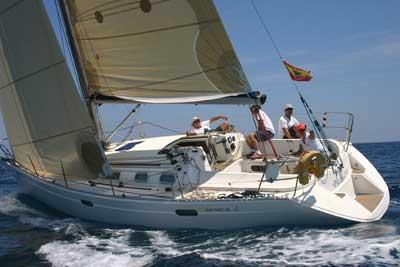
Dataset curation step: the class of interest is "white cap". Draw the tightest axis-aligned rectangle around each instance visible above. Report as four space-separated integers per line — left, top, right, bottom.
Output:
284 104 294 110
192 116 201 125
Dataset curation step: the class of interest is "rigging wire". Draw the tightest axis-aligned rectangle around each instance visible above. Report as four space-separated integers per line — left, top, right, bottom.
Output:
250 0 331 156
73 2 147 140
64 1 248 141
250 0 283 61
55 0 109 143
65 1 135 142
58 0 116 141
103 121 183 136
54 0 81 95
54 0 66 56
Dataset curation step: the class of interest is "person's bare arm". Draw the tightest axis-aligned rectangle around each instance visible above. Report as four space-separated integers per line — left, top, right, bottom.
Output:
282 128 293 139
209 115 227 124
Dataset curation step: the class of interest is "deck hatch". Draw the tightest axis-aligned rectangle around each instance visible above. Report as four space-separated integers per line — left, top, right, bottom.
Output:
116 141 144 151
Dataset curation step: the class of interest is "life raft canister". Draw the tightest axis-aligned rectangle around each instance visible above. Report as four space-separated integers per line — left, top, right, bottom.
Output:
296 151 327 185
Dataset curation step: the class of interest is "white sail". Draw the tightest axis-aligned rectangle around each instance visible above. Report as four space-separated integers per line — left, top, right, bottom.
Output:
62 0 252 103
0 0 108 179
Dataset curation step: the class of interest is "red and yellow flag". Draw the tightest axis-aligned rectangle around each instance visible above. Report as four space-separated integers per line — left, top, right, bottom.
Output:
283 60 313 81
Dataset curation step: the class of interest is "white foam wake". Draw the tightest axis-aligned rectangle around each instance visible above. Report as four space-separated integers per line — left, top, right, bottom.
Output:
200 226 400 266
146 225 400 266
34 223 400 267
37 229 153 267
390 198 400 206
0 193 46 218
0 192 84 233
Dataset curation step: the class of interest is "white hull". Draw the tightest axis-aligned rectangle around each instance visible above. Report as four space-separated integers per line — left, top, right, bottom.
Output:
13 166 350 229
0 0 389 232
7 135 390 230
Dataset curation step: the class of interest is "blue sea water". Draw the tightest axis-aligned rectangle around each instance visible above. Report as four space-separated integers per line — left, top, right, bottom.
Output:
0 142 399 267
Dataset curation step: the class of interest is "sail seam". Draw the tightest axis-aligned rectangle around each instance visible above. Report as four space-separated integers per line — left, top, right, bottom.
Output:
0 60 65 91
0 0 26 16
78 0 171 22
95 65 230 94
78 19 219 41
78 0 136 18
11 125 94 148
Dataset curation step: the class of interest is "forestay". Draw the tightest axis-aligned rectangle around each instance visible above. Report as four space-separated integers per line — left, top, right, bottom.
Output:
62 0 252 103
0 0 109 179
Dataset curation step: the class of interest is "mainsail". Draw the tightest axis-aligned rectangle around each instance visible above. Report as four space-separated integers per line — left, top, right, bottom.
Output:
61 0 255 103
0 0 109 179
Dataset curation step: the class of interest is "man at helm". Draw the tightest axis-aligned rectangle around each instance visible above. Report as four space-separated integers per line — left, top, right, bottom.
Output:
186 115 228 136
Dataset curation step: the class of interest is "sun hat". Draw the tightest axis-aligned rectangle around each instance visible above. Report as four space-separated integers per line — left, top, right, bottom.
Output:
284 104 294 110
296 123 306 131
192 116 201 126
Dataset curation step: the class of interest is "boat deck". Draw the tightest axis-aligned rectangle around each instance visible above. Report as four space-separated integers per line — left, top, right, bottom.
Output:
38 168 312 201
199 173 309 192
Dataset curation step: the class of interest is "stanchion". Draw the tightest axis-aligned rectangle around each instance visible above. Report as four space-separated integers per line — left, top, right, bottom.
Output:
60 161 68 188
27 154 39 176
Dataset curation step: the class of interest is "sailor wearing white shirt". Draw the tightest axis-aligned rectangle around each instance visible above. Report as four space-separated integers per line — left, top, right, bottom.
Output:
303 132 324 152
187 115 228 136
295 123 324 154
246 105 275 159
278 104 299 139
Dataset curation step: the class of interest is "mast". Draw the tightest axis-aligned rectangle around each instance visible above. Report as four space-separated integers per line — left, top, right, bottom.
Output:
57 0 106 144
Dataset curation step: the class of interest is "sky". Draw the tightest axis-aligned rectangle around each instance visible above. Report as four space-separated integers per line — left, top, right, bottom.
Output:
1 0 399 144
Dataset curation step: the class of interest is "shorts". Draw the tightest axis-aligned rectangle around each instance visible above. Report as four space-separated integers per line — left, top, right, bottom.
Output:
255 130 274 141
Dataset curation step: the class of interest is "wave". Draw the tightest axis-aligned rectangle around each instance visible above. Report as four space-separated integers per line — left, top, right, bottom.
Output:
0 193 41 216
34 223 400 267
37 229 153 267
0 192 85 234
1 145 399 266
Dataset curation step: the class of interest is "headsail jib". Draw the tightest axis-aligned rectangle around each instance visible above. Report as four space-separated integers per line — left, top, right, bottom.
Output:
0 0 109 179
62 0 257 104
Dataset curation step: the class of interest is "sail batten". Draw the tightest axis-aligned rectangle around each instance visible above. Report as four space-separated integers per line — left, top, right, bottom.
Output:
62 0 253 103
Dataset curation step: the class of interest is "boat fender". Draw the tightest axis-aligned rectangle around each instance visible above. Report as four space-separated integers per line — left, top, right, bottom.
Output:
296 151 327 185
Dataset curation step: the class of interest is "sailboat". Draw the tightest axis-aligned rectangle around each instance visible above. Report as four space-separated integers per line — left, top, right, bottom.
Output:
0 0 389 230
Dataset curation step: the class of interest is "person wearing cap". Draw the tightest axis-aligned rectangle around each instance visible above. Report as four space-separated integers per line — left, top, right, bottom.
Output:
294 123 324 155
186 115 228 136
246 104 275 159
278 104 300 139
